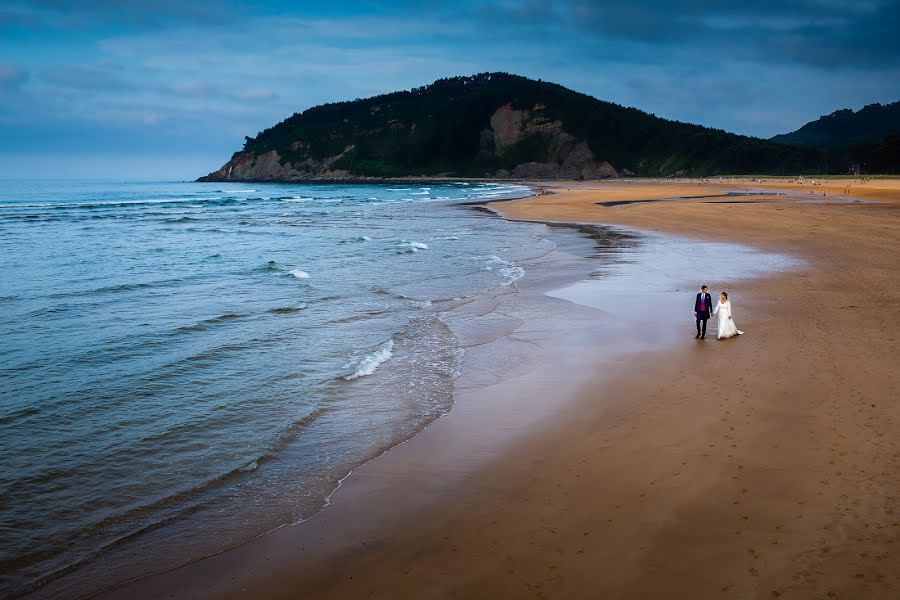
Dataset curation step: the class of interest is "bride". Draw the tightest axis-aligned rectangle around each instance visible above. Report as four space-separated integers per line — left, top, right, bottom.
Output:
713 292 744 339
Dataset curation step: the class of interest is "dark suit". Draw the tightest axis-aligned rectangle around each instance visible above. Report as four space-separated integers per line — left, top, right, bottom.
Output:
694 292 713 337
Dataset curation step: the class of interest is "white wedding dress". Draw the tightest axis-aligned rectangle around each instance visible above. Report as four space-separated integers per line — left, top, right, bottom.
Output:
713 299 744 339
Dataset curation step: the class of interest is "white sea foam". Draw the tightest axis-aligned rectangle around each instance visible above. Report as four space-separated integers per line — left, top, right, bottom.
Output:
477 255 525 285
399 241 429 253
501 265 525 284
344 339 394 380
289 269 311 279
239 460 258 472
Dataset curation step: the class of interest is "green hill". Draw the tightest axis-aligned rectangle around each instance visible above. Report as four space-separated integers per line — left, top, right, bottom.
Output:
772 101 900 173
772 101 900 152
199 73 825 181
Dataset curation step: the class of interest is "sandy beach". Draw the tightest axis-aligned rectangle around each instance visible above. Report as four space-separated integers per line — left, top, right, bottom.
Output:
92 178 900 600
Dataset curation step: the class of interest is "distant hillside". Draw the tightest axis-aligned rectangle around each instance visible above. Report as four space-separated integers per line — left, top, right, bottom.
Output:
199 73 824 182
772 101 900 152
772 101 900 173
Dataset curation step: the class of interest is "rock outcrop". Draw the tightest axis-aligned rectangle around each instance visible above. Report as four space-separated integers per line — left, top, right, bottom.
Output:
199 146 357 182
484 104 617 179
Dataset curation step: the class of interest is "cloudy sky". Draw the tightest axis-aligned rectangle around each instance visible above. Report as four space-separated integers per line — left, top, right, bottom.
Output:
1 0 897 179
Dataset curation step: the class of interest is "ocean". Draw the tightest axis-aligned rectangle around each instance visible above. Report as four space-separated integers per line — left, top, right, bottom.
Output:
0 179 551 596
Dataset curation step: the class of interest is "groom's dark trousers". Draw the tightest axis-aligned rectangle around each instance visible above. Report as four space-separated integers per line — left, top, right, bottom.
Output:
694 292 713 337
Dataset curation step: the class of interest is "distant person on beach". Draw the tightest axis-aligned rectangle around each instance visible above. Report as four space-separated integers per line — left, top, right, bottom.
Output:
713 292 744 339
693 285 713 339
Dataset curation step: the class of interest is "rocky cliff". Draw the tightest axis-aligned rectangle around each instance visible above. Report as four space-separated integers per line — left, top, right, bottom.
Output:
200 147 354 182
483 104 618 179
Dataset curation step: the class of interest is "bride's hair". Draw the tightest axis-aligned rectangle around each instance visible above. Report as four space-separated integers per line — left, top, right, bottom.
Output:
721 292 728 299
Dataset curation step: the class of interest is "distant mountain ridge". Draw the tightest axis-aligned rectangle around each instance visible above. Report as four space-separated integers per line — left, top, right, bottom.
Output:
199 73 824 182
772 101 900 173
772 101 900 152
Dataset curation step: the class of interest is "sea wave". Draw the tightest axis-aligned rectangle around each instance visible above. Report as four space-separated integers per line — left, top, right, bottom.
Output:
0 197 227 210
202 312 245 325
172 312 246 335
327 309 388 325
340 235 371 243
48 281 157 299
478 255 525 285
398 241 429 253
344 339 394 380
268 303 307 314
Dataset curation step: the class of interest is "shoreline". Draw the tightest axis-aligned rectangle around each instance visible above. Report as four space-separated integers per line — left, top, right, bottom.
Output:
195 174 900 186
63 179 900 599
84 186 800 597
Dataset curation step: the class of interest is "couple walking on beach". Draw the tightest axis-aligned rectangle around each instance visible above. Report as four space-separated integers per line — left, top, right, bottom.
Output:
694 285 744 340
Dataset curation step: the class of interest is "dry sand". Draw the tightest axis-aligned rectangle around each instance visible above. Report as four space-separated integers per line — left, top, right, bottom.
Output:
100 179 900 600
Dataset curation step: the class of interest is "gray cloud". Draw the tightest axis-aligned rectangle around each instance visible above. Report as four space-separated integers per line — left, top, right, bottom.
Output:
229 89 277 102
0 63 28 91
559 0 899 69
42 61 131 91
1 0 243 31
476 0 898 70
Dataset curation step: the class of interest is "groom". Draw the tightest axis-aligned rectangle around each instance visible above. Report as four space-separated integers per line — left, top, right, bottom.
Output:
693 285 713 339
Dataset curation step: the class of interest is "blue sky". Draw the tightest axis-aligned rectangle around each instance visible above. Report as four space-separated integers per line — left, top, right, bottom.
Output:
1 0 898 179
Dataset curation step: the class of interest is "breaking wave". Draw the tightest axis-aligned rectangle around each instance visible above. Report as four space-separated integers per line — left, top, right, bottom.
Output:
344 339 394 380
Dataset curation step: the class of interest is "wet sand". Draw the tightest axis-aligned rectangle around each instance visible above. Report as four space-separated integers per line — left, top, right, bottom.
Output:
97 179 900 600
